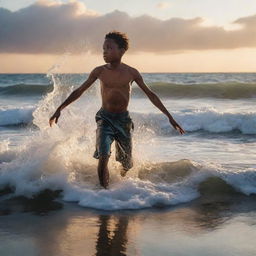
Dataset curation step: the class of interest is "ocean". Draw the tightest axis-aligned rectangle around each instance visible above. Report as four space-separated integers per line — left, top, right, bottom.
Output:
0 72 256 255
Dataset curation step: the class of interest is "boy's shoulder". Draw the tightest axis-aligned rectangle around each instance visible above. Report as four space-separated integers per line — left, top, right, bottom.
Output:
121 63 140 76
93 65 105 72
89 65 105 77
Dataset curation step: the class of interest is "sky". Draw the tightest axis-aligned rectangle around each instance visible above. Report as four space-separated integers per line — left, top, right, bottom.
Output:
1 0 256 73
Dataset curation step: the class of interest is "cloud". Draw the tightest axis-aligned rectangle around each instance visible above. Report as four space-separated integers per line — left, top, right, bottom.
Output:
0 0 256 55
156 2 171 9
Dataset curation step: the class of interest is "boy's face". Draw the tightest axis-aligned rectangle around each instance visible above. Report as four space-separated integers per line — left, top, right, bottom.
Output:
103 38 124 63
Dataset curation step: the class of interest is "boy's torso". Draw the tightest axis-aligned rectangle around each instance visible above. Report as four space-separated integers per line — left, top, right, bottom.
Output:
97 63 135 113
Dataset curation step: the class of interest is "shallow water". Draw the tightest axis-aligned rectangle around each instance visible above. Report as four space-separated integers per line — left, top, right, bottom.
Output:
0 196 256 256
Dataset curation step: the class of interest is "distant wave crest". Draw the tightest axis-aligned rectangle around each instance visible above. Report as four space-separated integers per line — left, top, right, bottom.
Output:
133 82 256 99
0 83 53 95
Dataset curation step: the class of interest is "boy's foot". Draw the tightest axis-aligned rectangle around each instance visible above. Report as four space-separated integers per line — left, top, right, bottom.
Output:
120 168 128 177
100 182 109 189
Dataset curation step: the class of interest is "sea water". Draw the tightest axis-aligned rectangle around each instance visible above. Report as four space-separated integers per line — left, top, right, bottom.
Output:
0 72 256 210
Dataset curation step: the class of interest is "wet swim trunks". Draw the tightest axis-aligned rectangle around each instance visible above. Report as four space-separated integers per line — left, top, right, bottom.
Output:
93 107 134 170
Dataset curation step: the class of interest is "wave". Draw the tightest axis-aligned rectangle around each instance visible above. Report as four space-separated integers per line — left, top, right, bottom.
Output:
132 110 256 135
0 107 35 127
1 72 255 211
1 107 255 135
0 154 255 210
133 82 256 99
0 83 53 96
1 81 256 99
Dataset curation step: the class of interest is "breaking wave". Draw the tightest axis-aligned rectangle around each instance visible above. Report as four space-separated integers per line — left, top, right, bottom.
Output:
1 106 255 135
0 107 35 127
1 142 256 210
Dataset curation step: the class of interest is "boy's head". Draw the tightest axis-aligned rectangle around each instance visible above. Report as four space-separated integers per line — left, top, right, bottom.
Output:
103 31 129 63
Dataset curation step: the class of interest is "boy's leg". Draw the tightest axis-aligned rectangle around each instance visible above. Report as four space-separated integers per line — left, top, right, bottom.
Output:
93 112 114 188
115 138 133 177
97 155 110 189
115 118 134 177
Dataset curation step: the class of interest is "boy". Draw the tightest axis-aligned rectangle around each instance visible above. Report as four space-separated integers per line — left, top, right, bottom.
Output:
49 31 185 189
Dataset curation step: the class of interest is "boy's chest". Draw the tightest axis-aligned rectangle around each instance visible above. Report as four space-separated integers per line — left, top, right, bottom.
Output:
99 70 134 88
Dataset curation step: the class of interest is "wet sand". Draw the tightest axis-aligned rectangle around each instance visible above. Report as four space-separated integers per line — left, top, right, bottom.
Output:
0 188 256 256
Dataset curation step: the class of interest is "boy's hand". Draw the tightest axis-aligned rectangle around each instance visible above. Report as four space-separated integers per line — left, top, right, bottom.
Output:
49 109 61 127
169 118 185 135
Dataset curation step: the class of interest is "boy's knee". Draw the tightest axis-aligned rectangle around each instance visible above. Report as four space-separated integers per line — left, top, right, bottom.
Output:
98 155 110 169
98 154 110 162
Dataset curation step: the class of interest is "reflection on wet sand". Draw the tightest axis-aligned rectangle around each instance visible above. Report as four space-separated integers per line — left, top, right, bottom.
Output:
0 195 256 256
95 215 129 256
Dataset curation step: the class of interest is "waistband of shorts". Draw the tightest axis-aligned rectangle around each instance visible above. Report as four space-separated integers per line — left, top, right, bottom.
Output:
98 107 129 118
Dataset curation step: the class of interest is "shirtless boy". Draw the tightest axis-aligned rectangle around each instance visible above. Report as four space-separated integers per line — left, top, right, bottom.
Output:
49 31 185 189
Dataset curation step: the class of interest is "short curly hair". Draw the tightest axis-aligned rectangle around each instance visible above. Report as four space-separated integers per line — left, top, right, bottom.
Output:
105 31 129 51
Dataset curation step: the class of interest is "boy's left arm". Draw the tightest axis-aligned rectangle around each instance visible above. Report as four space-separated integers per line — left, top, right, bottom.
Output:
133 69 185 135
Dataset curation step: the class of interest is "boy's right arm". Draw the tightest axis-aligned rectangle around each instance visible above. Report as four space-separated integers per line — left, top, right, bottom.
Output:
132 68 185 135
49 67 101 127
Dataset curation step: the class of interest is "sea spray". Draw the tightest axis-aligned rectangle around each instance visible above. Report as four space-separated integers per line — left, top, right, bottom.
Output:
1 68 256 210
2 106 256 135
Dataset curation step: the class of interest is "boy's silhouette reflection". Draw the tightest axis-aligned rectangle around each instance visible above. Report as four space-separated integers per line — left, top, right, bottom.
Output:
95 215 129 256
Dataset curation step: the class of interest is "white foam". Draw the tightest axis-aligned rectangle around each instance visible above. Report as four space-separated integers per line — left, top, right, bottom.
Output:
131 108 256 135
179 109 256 134
0 140 18 163
1 125 256 210
1 100 255 135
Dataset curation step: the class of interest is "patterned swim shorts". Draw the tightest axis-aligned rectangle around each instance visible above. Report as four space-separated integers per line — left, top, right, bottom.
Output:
93 107 134 170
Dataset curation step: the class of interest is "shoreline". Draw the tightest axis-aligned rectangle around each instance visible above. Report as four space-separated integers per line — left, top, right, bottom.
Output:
0 188 256 256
